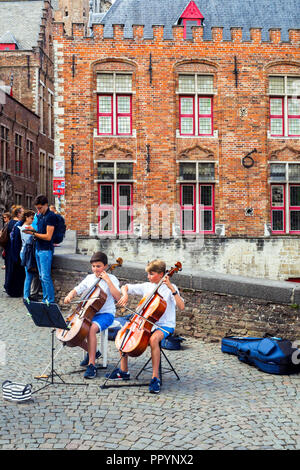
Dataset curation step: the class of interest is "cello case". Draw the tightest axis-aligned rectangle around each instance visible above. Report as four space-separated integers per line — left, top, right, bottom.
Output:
221 335 300 375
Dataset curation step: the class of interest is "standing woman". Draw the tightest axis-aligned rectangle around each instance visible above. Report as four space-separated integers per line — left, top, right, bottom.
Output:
4 205 25 297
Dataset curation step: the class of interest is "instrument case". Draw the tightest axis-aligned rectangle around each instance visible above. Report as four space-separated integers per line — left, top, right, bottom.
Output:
221 335 300 375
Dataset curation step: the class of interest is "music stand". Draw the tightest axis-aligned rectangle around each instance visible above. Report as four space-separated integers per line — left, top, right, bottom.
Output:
23 300 87 393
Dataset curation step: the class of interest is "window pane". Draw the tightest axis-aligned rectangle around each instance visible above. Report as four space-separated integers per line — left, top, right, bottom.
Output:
117 163 133 180
287 77 300 95
290 186 300 206
197 76 213 93
100 185 113 205
200 185 212 206
201 210 212 231
179 162 196 181
270 98 283 115
98 95 112 113
180 117 194 134
270 164 286 181
180 97 194 114
270 118 283 135
290 211 300 231
119 185 131 206
271 186 284 206
100 210 113 231
288 119 300 135
289 165 300 182
288 98 300 115
269 76 284 94
182 185 194 205
116 74 132 92
198 98 211 115
97 163 114 180
198 163 215 181
97 74 114 92
199 117 212 134
117 96 131 113
117 116 131 134
182 210 194 231
119 210 132 232
99 116 112 134
272 210 284 231
179 75 195 93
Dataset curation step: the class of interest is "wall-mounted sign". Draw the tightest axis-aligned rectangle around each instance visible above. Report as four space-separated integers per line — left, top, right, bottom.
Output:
54 160 65 178
53 178 65 196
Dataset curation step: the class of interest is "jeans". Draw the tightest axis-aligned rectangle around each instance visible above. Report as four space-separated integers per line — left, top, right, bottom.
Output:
35 249 55 303
23 267 35 299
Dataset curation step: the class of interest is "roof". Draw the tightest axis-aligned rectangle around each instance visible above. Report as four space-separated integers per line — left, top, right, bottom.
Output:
0 1 45 50
91 0 300 41
0 31 20 47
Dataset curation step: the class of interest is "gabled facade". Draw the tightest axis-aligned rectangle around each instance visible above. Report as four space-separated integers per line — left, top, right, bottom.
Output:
53 0 300 280
0 0 55 209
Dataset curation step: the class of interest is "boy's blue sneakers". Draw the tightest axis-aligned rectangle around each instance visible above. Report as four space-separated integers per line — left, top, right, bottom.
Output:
149 377 161 394
105 368 130 380
80 350 101 367
84 363 97 379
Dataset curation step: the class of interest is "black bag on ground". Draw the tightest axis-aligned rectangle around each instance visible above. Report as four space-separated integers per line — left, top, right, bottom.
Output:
161 334 185 350
221 335 300 375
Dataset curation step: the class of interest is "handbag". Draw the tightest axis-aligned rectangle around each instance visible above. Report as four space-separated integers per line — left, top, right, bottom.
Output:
0 224 9 248
2 380 32 402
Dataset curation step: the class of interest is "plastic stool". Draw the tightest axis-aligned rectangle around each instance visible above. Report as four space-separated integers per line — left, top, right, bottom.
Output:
98 319 121 368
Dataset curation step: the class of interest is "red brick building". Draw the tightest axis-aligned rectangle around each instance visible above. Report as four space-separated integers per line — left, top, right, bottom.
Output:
53 0 300 280
0 0 55 210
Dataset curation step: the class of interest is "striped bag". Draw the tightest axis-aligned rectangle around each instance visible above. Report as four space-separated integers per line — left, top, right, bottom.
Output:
2 380 32 402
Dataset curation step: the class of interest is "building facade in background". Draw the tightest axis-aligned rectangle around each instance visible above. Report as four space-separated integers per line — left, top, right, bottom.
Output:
0 0 55 211
53 0 300 280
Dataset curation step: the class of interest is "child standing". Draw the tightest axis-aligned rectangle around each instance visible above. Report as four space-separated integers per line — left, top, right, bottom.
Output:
64 251 121 379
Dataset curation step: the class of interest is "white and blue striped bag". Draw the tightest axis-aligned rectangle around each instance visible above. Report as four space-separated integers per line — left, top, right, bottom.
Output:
2 380 32 402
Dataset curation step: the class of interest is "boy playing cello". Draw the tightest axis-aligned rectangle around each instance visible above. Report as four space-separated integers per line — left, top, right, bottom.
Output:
109 259 184 394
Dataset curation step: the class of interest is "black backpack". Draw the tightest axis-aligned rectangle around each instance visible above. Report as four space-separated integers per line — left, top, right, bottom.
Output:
52 214 66 244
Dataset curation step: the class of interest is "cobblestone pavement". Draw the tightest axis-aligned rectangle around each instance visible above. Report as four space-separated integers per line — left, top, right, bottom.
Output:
0 270 299 451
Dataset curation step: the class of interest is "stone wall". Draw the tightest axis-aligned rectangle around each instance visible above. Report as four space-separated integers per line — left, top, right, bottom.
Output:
52 261 300 343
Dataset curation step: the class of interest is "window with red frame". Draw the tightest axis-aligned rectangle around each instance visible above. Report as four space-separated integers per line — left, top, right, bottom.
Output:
97 162 134 235
270 163 300 233
178 74 214 136
269 76 300 137
179 162 215 234
97 73 132 136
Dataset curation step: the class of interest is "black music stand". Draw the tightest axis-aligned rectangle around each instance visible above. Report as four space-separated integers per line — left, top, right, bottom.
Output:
23 300 87 393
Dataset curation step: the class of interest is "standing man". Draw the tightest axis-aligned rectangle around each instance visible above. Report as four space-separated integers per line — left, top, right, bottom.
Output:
25 195 56 303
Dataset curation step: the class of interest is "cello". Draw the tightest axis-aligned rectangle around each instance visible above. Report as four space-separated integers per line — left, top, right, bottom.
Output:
56 257 123 348
115 261 182 357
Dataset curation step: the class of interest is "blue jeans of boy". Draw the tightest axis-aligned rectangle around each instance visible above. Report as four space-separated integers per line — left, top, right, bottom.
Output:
35 249 55 303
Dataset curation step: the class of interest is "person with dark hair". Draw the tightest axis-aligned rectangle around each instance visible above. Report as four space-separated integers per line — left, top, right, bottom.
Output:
19 210 36 300
24 195 56 303
63 252 121 379
4 205 25 297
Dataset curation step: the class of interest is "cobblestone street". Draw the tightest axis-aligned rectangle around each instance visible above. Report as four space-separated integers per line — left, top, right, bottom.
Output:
0 270 299 451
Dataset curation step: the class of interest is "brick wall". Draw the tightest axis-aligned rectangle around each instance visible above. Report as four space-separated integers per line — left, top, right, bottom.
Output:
52 21 300 278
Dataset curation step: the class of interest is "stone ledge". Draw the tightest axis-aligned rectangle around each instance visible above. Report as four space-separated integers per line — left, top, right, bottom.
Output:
52 253 300 305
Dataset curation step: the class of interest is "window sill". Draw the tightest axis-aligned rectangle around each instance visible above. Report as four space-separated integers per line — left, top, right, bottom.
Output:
267 132 300 139
93 129 136 138
176 130 218 138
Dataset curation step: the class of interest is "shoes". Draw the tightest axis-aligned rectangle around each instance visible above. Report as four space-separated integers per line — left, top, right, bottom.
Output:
80 350 101 367
105 368 130 380
84 364 97 379
149 377 161 394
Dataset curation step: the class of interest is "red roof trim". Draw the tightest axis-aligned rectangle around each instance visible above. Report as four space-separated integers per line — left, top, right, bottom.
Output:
180 1 204 20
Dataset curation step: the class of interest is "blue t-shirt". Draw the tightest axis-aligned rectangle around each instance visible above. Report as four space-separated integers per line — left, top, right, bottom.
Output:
36 208 57 251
